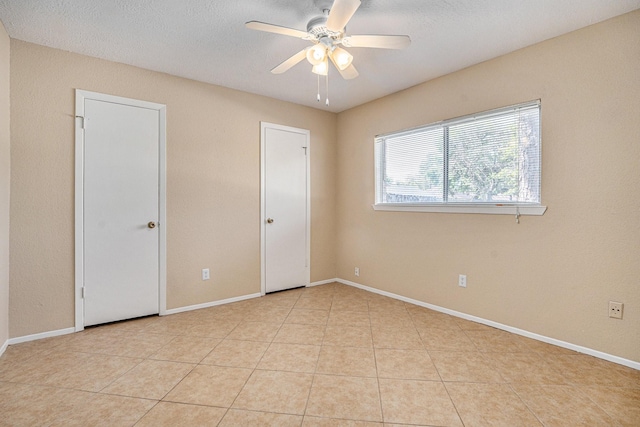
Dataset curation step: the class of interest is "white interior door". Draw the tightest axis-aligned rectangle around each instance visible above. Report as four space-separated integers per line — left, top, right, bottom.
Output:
82 97 161 326
262 123 310 294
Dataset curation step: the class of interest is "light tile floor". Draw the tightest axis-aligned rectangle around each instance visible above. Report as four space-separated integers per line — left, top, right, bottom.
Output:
1 282 638 426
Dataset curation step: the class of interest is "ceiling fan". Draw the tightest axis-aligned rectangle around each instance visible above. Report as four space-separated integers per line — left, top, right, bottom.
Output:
246 0 411 101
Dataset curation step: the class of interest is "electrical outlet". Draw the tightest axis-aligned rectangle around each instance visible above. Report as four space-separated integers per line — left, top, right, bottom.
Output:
355 267 360 277
608 301 623 319
202 268 210 281
458 274 467 288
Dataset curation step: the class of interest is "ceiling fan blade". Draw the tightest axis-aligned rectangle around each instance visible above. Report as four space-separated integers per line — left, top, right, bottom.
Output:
326 0 361 32
245 21 309 39
337 63 359 80
329 54 359 80
342 35 411 49
271 49 308 74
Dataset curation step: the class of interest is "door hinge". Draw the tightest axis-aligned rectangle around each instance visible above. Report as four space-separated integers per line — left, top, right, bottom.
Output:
76 115 85 129
302 146 307 155
81 287 85 298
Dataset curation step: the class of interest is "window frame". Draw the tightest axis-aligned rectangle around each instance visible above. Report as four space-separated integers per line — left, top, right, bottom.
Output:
373 100 546 216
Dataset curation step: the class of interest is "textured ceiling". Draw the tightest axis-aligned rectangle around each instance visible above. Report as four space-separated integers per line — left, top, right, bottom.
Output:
1 0 639 112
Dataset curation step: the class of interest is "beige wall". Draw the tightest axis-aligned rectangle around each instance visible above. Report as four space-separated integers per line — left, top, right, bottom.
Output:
336 11 640 362
9 41 336 337
0 21 9 349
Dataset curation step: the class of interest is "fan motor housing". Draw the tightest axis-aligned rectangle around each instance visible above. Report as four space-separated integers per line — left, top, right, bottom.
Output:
307 15 341 39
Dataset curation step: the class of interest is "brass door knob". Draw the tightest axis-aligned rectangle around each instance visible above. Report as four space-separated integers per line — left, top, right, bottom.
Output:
266 218 274 224
148 221 157 229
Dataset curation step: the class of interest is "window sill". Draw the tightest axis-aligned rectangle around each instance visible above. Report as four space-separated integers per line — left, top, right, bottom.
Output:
372 203 547 216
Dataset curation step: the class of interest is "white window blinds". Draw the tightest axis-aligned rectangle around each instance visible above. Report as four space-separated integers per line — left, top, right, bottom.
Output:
375 101 541 206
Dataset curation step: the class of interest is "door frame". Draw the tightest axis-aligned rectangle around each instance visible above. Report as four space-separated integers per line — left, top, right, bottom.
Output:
260 122 311 295
74 89 167 331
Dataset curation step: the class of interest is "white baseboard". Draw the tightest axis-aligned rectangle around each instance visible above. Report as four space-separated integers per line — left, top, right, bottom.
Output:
5 293 262 345
7 327 76 345
164 292 262 316
8 280 636 371
308 278 339 287
337 278 640 371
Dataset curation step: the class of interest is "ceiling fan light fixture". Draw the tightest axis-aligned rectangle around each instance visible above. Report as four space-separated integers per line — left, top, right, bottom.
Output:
246 0 411 105
312 59 329 76
331 47 353 71
306 44 327 65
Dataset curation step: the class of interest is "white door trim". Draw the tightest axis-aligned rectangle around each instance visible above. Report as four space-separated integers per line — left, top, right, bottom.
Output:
74 89 167 331
260 122 311 295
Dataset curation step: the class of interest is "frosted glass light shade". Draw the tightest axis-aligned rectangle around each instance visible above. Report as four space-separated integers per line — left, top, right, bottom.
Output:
306 44 327 65
312 59 329 75
332 47 353 70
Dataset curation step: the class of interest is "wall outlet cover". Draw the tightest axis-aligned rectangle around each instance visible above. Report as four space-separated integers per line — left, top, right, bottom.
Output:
458 274 467 288
608 301 623 319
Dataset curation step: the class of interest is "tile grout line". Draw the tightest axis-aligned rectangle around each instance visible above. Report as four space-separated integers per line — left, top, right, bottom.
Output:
299 290 332 423
506 383 545 426
408 301 466 427
368 298 386 424
217 292 300 423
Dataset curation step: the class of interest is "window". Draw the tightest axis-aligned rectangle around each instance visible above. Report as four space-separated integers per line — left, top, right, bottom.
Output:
374 100 546 215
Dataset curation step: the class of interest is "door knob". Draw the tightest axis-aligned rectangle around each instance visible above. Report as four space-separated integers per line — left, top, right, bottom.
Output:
266 218 274 224
148 221 157 229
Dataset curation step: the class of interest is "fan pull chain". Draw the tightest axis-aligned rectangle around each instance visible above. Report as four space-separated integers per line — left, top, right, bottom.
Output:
325 73 329 106
316 73 321 102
